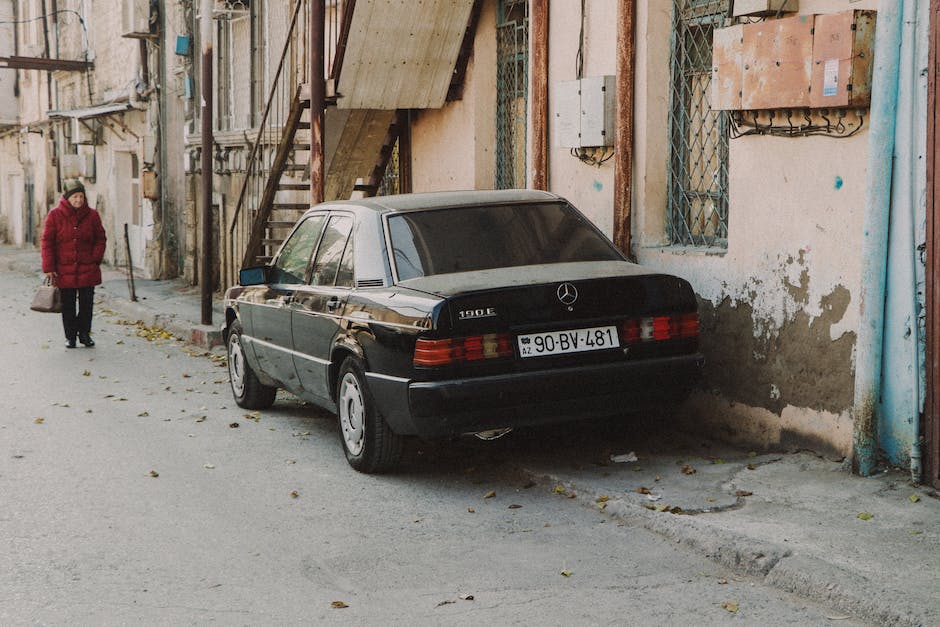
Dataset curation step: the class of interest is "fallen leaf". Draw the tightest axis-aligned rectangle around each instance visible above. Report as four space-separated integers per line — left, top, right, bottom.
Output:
713 458 726 465
138 411 150 417
681 465 696 475
34 418 44 424
746 463 757 470
636 487 651 495
290 491 299 498
721 601 739 613
483 490 496 499
654 504 669 512
735 490 753 497
610 452 638 463
508 504 522 509
149 470 159 477
909 494 921 503
552 484 567 495
436 600 455 607
717 578 729 585
857 512 873 521
596 495 611 502
598 502 608 510
467 508 476 513
203 463 215 469
910 530 923 535
748 451 757 457
229 422 240 428
331 601 348 609
646 493 662 502
706 497 717 503
459 594 474 601
560 569 573 577
83 370 91 377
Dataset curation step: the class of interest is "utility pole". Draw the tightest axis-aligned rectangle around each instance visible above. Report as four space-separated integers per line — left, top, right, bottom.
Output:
200 0 213 325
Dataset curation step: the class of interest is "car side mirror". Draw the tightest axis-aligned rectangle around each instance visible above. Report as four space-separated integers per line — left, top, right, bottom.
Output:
239 265 269 286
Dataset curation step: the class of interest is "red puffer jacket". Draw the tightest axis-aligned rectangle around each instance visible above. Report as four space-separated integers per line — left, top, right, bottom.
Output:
41 196 107 288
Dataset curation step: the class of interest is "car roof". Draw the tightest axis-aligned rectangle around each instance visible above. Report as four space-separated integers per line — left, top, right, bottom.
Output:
310 189 563 216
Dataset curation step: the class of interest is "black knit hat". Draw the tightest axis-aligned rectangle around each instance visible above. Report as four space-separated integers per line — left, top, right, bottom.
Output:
63 179 85 199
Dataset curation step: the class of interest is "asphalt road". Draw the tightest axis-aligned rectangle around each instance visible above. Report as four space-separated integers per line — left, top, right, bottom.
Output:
0 268 868 625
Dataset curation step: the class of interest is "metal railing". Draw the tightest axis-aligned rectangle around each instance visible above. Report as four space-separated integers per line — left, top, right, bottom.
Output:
223 0 350 289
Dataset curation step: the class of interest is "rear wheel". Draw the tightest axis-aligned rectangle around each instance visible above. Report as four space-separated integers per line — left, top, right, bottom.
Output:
336 356 403 473
227 321 277 409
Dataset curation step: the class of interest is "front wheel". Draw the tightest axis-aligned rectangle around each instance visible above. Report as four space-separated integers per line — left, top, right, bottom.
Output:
336 356 403 473
227 320 277 409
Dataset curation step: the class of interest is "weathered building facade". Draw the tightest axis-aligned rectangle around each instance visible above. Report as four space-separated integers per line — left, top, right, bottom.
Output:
0 0 935 486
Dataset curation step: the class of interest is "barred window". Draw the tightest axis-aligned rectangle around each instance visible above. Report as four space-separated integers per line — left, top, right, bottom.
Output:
668 0 730 247
495 0 528 190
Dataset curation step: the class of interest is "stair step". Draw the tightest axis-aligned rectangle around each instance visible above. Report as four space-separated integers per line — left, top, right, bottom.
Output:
297 122 311 130
261 238 284 246
291 143 310 150
283 164 307 172
277 183 310 191
272 203 309 210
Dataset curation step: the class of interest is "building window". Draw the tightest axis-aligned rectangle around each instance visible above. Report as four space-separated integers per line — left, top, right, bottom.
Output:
668 0 730 247
495 0 528 190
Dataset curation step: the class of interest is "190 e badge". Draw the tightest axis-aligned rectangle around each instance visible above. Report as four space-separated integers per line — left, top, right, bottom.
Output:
458 307 497 320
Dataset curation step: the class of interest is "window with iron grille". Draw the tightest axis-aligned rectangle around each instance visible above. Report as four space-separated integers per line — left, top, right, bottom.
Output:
668 0 730 248
495 0 528 190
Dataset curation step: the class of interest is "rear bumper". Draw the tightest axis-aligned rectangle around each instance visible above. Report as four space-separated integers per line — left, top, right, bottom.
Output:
368 353 704 439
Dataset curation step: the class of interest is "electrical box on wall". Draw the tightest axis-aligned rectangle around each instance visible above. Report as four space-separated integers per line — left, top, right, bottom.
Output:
554 75 616 149
810 10 876 108
711 9 876 111
733 0 799 17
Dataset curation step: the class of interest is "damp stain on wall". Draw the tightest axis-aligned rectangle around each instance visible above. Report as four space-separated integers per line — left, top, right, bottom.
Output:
698 285 855 416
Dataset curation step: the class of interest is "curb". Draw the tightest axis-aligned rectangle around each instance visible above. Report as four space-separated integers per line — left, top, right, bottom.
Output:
7 253 222 350
528 471 928 627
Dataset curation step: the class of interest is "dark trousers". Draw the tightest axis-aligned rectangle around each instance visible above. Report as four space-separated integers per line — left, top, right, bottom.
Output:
60 286 95 340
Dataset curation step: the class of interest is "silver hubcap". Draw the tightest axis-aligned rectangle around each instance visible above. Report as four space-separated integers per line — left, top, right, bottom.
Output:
339 372 365 456
229 335 246 397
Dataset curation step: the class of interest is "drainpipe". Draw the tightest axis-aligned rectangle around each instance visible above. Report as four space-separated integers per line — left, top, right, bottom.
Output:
199 0 213 325
896 0 924 483
530 0 548 191
852 1 904 476
613 0 635 258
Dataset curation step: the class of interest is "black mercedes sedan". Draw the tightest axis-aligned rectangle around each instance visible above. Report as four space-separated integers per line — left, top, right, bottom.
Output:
222 190 703 473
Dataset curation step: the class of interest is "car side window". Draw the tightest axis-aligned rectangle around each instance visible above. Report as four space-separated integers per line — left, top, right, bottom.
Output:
271 215 326 284
335 231 355 288
310 215 353 287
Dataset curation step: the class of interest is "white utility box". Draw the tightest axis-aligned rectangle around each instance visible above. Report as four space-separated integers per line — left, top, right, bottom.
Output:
733 0 799 17
554 75 616 149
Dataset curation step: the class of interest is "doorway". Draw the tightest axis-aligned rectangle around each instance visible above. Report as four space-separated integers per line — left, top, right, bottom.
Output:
926 0 940 488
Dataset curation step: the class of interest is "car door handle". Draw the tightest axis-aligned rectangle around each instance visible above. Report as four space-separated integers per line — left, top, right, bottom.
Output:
327 297 341 312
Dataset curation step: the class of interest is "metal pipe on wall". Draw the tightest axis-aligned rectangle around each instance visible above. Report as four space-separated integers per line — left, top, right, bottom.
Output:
613 0 635 258
852 1 904 476
309 0 325 205
200 0 213 324
531 0 548 191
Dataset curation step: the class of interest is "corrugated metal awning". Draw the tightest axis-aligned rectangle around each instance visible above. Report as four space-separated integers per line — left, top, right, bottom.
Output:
47 101 133 120
336 0 475 110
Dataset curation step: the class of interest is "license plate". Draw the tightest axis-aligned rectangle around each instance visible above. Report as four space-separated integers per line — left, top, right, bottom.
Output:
517 325 619 358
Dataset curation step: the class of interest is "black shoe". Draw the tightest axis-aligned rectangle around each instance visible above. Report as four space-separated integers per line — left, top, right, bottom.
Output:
78 332 95 347
66 338 76 349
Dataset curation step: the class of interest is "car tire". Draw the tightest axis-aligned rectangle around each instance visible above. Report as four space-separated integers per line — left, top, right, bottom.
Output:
227 320 277 409
336 356 403 473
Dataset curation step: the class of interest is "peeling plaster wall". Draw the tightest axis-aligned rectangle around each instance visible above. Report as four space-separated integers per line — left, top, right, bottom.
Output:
410 2 496 192
633 0 879 457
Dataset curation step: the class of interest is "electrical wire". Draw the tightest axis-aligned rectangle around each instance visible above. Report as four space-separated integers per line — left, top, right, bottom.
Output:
729 109 867 139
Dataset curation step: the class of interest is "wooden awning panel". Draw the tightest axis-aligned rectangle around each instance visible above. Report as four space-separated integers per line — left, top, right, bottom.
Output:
0 56 93 72
336 0 474 110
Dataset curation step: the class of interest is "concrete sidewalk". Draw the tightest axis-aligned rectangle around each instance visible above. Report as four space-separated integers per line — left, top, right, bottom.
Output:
3 245 938 625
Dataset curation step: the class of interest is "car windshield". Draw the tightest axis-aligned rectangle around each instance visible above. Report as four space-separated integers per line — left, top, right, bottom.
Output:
387 202 623 280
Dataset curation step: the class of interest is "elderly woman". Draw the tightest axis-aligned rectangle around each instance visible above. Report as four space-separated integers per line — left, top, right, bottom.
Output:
41 179 107 349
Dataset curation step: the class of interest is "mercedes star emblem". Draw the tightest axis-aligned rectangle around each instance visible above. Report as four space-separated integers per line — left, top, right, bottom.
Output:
556 282 578 306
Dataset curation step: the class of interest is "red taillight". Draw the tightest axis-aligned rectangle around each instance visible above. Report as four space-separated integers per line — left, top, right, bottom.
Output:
620 312 698 345
414 333 513 366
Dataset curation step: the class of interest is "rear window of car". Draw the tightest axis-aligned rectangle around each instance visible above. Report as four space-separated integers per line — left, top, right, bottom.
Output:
387 202 623 280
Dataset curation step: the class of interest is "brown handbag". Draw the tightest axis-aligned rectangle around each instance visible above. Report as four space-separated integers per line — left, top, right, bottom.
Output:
30 278 62 313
